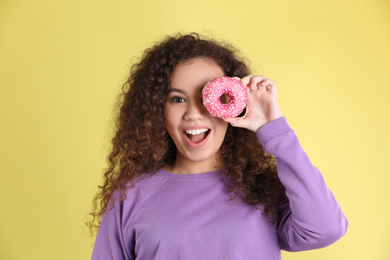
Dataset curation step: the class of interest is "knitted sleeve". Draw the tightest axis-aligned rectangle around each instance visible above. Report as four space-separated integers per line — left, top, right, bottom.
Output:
91 175 166 259
257 117 348 251
91 188 135 260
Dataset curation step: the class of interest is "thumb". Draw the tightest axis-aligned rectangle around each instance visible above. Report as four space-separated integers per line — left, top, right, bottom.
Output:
223 117 243 127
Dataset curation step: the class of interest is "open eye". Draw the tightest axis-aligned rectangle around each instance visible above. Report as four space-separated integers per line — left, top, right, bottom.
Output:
170 96 186 103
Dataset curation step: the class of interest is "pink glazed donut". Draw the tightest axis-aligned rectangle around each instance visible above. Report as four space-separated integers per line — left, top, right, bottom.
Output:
202 77 247 118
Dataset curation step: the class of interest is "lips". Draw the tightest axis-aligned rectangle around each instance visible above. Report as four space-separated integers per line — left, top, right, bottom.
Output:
183 127 211 147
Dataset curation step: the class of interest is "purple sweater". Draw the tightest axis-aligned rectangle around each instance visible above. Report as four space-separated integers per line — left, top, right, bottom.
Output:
92 117 348 259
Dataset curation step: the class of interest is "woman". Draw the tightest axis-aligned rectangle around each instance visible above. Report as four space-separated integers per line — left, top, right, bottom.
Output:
88 33 348 259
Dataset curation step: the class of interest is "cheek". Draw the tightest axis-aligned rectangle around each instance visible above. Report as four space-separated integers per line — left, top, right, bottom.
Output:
213 118 229 136
164 107 181 133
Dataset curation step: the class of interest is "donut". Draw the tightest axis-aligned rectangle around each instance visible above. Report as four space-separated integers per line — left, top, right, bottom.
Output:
202 76 247 118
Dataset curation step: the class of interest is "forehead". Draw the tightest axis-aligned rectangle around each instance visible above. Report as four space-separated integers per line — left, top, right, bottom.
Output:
169 58 225 91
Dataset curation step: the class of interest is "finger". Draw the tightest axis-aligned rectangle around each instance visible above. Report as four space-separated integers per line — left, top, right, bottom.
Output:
259 78 276 87
249 75 266 83
223 117 246 128
240 74 254 87
248 76 266 90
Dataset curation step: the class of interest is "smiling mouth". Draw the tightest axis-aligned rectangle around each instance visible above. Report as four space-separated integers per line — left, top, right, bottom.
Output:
184 129 210 144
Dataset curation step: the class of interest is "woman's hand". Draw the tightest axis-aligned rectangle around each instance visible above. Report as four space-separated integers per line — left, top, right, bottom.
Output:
224 75 282 132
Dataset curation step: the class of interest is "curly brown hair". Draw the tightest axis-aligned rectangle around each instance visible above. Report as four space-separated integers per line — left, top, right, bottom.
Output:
87 33 284 234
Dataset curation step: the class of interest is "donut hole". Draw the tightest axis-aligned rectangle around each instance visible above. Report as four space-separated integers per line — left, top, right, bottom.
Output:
220 94 231 104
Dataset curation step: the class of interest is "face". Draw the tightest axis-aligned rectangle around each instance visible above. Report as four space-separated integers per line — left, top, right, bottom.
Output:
164 58 228 173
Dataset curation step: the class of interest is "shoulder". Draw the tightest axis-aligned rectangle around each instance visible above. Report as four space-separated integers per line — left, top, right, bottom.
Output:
126 170 168 204
108 170 168 219
93 171 168 259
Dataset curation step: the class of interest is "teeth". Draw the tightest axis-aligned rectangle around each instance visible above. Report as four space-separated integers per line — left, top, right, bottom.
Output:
185 129 209 135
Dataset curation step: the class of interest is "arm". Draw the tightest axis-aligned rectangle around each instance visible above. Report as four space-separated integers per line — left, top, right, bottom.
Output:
257 117 348 251
225 75 348 250
91 195 133 260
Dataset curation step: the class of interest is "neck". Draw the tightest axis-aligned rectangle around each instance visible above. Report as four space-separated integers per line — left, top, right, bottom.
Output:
164 153 224 175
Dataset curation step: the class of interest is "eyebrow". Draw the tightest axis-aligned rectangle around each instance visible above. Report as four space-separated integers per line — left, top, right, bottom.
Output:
166 88 186 95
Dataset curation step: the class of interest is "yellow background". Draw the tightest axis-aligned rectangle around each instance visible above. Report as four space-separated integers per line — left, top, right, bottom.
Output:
0 0 389 259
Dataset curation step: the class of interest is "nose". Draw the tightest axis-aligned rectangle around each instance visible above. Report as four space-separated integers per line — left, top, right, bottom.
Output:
184 99 205 121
